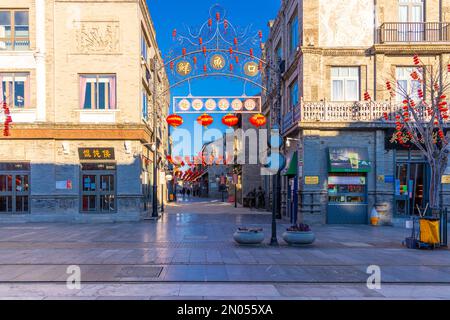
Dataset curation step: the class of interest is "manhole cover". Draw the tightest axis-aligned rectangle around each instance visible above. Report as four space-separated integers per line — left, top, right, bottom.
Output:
117 266 163 278
184 236 208 240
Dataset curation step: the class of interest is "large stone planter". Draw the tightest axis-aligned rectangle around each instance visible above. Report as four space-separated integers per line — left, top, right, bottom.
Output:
233 229 264 245
282 231 315 245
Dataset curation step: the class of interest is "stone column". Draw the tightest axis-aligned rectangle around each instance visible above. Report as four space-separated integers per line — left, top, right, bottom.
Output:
35 0 46 121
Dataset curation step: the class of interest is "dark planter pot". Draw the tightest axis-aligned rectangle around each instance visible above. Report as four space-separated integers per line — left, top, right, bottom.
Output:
233 230 264 245
282 231 315 245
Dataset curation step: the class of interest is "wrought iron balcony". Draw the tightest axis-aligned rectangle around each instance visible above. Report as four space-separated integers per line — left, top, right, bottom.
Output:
377 22 450 43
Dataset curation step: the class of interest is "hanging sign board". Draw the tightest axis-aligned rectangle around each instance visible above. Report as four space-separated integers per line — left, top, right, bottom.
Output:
173 96 262 114
442 175 450 184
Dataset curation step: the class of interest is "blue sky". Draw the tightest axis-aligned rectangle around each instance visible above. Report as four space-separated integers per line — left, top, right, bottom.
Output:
147 0 281 157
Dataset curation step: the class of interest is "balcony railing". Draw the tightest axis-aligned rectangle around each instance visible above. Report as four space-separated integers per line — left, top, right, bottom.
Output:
377 22 450 43
301 100 435 123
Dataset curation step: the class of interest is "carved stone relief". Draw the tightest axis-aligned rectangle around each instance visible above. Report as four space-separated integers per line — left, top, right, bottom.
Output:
75 21 120 54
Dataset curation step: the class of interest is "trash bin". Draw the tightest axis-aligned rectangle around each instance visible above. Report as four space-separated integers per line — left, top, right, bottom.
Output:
375 202 391 225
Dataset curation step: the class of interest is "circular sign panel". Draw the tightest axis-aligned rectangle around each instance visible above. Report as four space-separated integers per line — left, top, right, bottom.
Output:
210 54 226 70
178 99 191 111
244 99 257 111
244 61 259 77
176 61 192 76
218 99 230 111
205 99 217 111
231 99 243 111
192 99 203 111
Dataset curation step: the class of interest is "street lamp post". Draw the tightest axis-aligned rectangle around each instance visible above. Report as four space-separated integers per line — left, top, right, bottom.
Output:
268 58 284 246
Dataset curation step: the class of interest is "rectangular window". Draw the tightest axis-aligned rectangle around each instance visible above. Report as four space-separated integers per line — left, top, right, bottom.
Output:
289 81 299 109
0 10 29 50
141 32 148 61
396 66 423 101
289 15 298 54
275 41 282 62
142 89 148 119
0 73 30 108
331 67 360 101
80 75 116 110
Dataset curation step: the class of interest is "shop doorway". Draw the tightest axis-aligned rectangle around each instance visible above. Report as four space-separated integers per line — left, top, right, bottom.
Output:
395 162 428 216
0 163 30 214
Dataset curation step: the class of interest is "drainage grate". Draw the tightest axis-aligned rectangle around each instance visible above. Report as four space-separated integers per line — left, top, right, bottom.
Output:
117 266 163 278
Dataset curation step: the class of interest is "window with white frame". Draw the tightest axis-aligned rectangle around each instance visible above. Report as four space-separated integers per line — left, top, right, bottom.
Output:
80 75 116 110
289 14 298 54
0 72 30 108
331 67 360 101
396 66 423 101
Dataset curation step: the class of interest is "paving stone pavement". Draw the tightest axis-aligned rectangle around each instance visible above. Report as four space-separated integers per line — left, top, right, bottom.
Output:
0 198 449 299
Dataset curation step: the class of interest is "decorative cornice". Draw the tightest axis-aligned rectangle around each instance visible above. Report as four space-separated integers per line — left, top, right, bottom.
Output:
300 46 369 56
373 44 450 55
0 124 152 142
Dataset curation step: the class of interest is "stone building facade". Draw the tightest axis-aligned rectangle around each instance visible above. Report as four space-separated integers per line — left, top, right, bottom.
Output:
263 0 450 225
0 0 169 222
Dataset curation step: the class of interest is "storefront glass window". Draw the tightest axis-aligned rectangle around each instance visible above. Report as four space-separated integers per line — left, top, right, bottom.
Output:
81 164 116 214
0 164 30 213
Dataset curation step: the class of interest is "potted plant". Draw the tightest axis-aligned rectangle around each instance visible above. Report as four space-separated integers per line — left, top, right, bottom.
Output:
233 227 264 245
282 223 315 245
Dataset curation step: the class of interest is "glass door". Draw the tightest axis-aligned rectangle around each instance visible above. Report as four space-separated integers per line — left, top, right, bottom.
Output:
81 164 116 213
395 162 428 216
398 0 424 41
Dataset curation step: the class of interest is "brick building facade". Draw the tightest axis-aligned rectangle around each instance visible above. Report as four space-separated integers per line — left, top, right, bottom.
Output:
0 0 169 221
263 0 450 225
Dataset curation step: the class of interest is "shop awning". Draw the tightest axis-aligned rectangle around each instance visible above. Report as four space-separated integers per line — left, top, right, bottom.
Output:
328 147 371 173
283 151 298 177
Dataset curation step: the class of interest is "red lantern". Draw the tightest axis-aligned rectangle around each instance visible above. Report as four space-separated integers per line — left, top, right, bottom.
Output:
203 64 207 73
229 47 233 55
193 56 197 65
364 92 371 101
418 88 424 98
172 29 177 38
222 114 239 127
182 48 186 56
448 64 450 73
258 30 263 39
249 114 267 128
208 18 213 27
258 61 263 71
413 54 420 65
170 61 174 70
166 114 183 128
224 20 229 30
202 46 207 56
386 81 392 91
199 38 203 45
197 114 213 127
235 56 239 64
249 48 254 58
230 64 234 72
234 38 238 46
216 12 220 21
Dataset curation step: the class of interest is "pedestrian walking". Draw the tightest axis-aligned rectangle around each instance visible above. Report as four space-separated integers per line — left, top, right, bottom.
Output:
187 188 191 198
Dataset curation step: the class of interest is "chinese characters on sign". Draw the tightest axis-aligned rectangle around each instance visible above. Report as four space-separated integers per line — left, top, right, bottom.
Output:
78 148 115 160
173 96 262 113
176 61 192 76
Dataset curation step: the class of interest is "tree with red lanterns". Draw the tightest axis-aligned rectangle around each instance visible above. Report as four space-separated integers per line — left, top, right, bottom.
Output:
1 99 12 137
378 55 450 210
